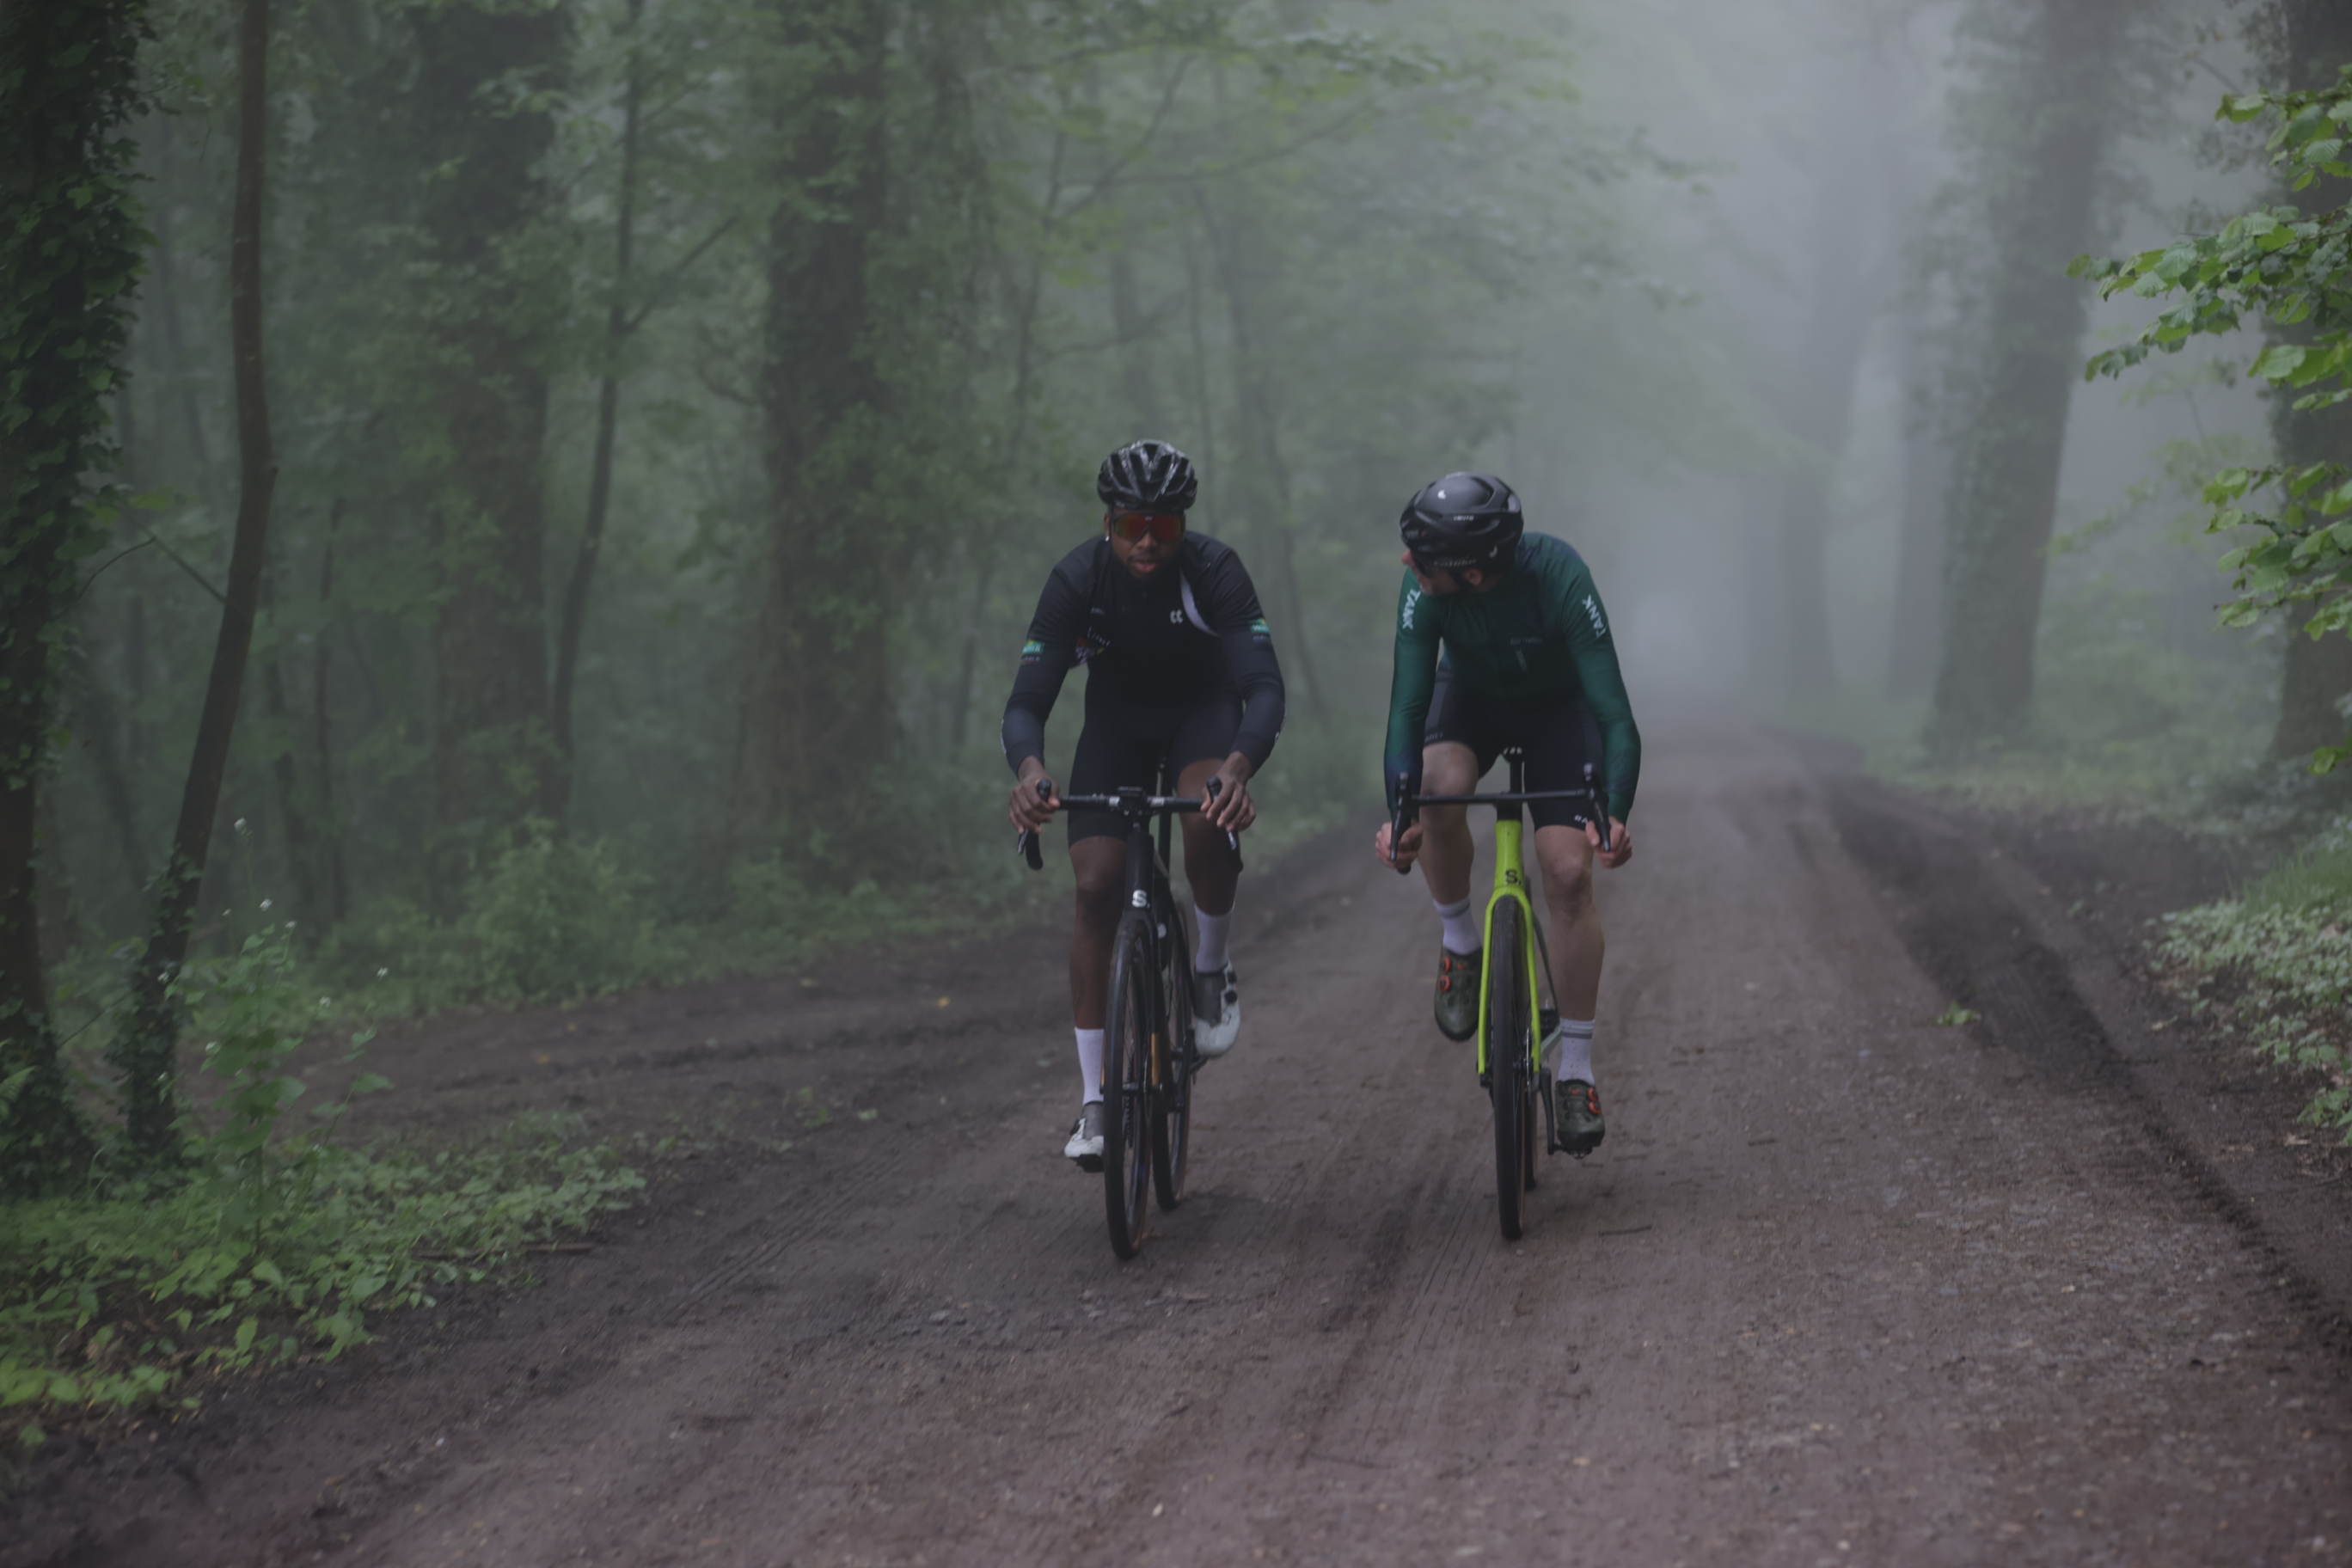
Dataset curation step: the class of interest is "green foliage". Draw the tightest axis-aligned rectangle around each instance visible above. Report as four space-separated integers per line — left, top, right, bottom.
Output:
2077 64 2352 769
1 936 640 1432
2153 813 2352 1141
328 820 679 1012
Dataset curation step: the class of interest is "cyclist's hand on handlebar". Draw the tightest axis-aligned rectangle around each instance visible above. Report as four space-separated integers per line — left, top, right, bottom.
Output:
1010 766 1060 832
1203 757 1255 832
1588 815 1632 870
1375 819 1424 871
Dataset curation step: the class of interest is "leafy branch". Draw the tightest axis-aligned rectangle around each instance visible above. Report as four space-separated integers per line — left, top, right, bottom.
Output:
2072 64 2352 768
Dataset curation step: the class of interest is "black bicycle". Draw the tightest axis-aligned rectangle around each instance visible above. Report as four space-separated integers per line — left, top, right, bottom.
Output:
1019 779 1241 1259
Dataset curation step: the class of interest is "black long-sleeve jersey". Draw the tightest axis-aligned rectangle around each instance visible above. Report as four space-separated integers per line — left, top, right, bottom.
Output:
1001 533 1287 773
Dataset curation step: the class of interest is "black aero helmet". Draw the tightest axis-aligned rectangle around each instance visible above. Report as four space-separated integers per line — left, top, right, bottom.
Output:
1400 473 1523 576
1097 439 1199 513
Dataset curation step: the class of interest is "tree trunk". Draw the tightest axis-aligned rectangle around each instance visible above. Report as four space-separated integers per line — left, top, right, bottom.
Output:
2260 0 2352 762
550 0 647 820
113 0 275 1161
739 0 892 826
1196 187 1324 719
1775 92 1881 702
1108 247 1167 434
1926 0 2128 747
1886 341 1951 699
314 498 347 923
411 0 566 871
0 0 147 1193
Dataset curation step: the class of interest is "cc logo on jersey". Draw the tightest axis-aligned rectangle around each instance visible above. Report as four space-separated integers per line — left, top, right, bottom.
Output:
1168 609 1186 625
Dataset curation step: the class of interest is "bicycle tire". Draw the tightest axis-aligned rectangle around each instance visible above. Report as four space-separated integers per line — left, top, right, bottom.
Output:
1103 914 1155 1259
1488 898 1529 1240
1151 903 1193 1211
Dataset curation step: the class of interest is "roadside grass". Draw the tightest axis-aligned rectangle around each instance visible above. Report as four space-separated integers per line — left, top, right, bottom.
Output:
2153 816 2352 1143
2 936 642 1456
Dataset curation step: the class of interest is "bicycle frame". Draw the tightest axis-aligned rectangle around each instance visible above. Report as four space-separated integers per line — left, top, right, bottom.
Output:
1473 756 1546 1084
1017 777 1239 1255
1390 756 1610 1087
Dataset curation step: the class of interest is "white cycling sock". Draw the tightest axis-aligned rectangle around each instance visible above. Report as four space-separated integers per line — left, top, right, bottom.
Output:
1194 905 1232 973
1076 1028 1106 1104
1435 895 1482 956
1552 1017 1596 1084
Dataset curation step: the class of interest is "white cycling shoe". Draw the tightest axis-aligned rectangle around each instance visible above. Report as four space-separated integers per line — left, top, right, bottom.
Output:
1191 963 1240 1058
1063 1102 1106 1169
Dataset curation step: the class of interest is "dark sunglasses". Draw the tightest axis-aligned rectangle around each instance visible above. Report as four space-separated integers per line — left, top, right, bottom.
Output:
1106 511 1185 544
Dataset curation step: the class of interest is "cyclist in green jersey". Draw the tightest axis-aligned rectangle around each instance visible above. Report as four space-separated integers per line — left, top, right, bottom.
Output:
1370 474 1639 1155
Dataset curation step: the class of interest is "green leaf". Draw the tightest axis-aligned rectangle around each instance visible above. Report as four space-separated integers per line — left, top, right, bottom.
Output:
2252 344 2310 381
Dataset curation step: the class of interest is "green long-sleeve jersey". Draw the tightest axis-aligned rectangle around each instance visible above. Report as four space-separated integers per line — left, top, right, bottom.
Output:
1382 532 1642 821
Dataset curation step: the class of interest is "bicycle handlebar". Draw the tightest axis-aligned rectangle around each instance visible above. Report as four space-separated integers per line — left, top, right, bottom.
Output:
1014 776 1245 872
1385 762 1613 876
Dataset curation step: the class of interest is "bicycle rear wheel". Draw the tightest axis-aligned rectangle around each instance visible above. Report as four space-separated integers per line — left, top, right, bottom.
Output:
1151 905 1194 1211
1487 898 1530 1240
1103 914 1155 1259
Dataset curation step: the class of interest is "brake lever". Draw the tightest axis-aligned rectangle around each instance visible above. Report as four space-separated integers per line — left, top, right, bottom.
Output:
1583 762 1612 855
1204 776 1243 870
1388 771 1416 875
1014 776 1051 870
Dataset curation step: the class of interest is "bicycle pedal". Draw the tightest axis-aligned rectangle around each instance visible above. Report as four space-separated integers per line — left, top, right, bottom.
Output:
1075 1154 1104 1173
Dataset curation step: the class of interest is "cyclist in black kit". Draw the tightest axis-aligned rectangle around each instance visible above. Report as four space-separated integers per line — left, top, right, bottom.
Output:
1003 441 1287 1166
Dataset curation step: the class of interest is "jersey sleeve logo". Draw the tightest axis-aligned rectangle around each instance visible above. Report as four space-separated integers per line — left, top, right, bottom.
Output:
1249 616 1271 644
1020 638 1048 665
1401 588 1423 631
1582 594 1608 640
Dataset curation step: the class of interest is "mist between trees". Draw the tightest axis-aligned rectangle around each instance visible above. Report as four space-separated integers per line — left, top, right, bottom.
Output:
4 0 2349 1186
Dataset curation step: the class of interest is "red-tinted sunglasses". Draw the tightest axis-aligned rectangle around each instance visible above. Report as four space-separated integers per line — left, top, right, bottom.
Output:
1106 510 1185 544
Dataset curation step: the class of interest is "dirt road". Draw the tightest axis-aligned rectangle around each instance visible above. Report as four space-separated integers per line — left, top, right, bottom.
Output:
12 735 2352 1566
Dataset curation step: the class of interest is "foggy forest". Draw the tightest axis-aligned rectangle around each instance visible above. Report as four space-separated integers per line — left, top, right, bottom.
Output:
8 0 2352 1555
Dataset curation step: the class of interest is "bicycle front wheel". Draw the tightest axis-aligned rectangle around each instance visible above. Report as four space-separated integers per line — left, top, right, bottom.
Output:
1151 906 1194 1211
1103 914 1155 1259
1487 898 1531 1240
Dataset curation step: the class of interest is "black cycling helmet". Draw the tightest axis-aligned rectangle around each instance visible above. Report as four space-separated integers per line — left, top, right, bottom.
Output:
1097 439 1198 513
1400 472 1523 576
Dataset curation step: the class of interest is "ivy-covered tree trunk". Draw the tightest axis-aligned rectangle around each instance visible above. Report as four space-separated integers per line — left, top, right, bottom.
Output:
0 0 147 1193
113 0 277 1162
2259 0 2352 763
410 0 567 864
740 0 893 826
1926 0 2128 747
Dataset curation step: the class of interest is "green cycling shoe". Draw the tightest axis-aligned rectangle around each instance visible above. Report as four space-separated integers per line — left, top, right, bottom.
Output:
1554 1077 1606 1157
1434 946 1481 1041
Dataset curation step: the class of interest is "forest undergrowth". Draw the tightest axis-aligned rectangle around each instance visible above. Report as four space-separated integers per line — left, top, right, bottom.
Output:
2 934 644 1461
2154 818 2352 1143
53 716 1376 1032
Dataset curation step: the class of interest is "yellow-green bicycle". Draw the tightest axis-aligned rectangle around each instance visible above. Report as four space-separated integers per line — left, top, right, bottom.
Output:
1390 750 1610 1240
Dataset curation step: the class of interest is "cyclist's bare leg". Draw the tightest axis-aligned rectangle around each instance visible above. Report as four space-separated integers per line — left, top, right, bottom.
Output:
1531 822 1603 1020
1173 756 1238 916
1412 742 1483 908
1069 836 1127 1030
